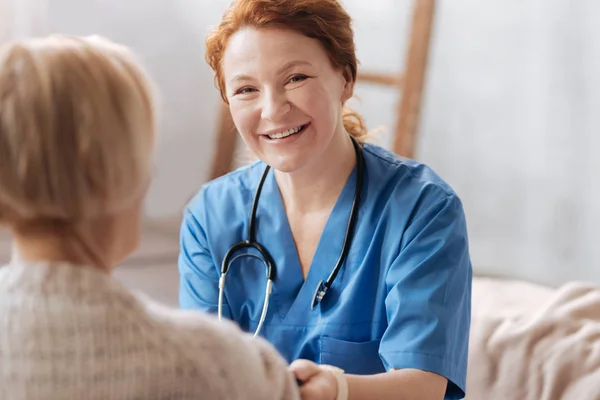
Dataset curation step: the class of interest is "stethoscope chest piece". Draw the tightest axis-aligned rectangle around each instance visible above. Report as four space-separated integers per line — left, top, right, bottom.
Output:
311 280 327 310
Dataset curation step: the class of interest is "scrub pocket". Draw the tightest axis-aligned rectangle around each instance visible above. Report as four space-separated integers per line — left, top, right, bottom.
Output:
318 336 385 375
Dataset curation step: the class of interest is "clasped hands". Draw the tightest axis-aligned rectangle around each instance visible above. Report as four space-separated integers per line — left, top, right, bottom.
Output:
289 359 346 400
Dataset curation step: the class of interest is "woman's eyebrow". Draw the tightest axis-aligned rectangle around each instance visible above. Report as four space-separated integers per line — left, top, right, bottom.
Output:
277 60 312 74
228 60 313 85
229 74 253 85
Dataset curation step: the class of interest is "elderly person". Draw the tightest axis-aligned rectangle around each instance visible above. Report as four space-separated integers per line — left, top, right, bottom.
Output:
0 34 299 400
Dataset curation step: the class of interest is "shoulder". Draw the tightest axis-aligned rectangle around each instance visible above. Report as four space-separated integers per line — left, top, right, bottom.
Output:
184 161 265 220
362 143 461 207
122 292 297 399
135 294 253 355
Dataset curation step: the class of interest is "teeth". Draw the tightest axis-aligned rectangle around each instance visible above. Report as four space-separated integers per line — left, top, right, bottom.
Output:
268 125 302 140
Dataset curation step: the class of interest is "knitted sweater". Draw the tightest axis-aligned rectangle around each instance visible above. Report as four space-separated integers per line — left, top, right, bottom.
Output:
0 260 300 399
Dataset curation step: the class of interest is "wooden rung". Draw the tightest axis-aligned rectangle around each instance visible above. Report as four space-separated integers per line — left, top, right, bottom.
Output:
208 102 237 181
357 71 404 88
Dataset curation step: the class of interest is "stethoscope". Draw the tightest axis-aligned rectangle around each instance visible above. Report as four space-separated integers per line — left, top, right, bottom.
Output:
218 135 365 337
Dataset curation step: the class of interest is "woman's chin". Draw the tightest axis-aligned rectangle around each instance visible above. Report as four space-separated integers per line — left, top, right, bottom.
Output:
265 158 303 174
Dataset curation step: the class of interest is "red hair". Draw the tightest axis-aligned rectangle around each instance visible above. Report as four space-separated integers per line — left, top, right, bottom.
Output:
205 0 368 140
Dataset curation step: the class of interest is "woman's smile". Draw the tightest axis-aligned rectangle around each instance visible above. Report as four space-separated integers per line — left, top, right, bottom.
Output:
261 122 311 143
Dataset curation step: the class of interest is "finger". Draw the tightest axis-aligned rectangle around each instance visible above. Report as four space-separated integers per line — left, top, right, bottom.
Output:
300 381 325 400
289 359 321 383
298 371 336 400
300 385 321 400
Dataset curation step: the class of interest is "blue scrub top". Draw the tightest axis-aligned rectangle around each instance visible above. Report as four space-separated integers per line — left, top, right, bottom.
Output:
179 144 472 399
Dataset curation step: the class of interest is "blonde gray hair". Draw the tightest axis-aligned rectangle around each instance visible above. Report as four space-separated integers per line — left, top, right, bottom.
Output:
0 34 156 226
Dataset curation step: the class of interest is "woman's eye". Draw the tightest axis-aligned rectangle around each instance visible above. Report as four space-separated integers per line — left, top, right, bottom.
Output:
288 74 308 84
235 87 256 95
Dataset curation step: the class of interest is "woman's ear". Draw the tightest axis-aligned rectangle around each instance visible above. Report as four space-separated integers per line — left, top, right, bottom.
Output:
340 66 355 103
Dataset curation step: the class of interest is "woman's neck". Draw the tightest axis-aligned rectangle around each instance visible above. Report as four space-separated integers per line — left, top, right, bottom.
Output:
14 234 95 267
274 131 357 215
11 222 114 272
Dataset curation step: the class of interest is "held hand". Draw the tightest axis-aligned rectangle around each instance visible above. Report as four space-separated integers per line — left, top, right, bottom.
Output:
289 359 338 400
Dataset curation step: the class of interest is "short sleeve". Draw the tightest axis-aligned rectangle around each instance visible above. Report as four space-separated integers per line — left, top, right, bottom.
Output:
380 193 472 399
178 196 232 319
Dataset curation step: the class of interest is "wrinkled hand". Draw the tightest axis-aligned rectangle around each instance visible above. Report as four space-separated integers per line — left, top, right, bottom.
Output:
289 359 338 400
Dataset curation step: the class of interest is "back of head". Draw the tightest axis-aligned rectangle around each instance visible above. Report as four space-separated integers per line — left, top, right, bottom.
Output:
205 0 368 141
0 35 156 228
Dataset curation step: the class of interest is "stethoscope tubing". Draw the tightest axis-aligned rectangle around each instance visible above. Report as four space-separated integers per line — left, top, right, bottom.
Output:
217 136 365 336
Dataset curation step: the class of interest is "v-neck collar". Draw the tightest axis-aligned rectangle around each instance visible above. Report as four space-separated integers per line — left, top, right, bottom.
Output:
254 164 360 323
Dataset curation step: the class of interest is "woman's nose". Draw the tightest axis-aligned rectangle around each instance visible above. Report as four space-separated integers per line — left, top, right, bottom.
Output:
260 90 291 122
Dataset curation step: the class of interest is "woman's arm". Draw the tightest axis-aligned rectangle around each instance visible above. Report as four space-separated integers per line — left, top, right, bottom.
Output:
376 193 471 398
291 363 446 400
166 308 300 400
345 369 446 400
178 199 233 318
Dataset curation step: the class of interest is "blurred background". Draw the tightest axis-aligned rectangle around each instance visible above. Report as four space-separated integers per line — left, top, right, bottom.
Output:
1 0 599 306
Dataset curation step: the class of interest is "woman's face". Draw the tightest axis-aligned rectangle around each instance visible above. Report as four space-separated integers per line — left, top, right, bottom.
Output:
222 27 354 173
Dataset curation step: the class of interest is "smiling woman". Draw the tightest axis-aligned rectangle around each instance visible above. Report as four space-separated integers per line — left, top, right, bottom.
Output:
179 1 473 400
220 26 356 174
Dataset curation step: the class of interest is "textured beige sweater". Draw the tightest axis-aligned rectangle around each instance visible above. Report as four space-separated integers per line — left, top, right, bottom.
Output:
0 260 300 399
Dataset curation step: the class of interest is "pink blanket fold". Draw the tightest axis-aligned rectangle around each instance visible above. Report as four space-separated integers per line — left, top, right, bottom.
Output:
467 277 600 400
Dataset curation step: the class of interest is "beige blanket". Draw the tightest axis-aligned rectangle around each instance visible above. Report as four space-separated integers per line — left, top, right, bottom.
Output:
467 277 600 400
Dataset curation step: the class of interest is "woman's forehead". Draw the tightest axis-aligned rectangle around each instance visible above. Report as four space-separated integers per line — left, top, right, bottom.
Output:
222 27 329 78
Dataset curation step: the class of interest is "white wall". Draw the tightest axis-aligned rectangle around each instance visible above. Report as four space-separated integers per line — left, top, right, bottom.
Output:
416 1 600 287
4 0 600 286
0 0 48 41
